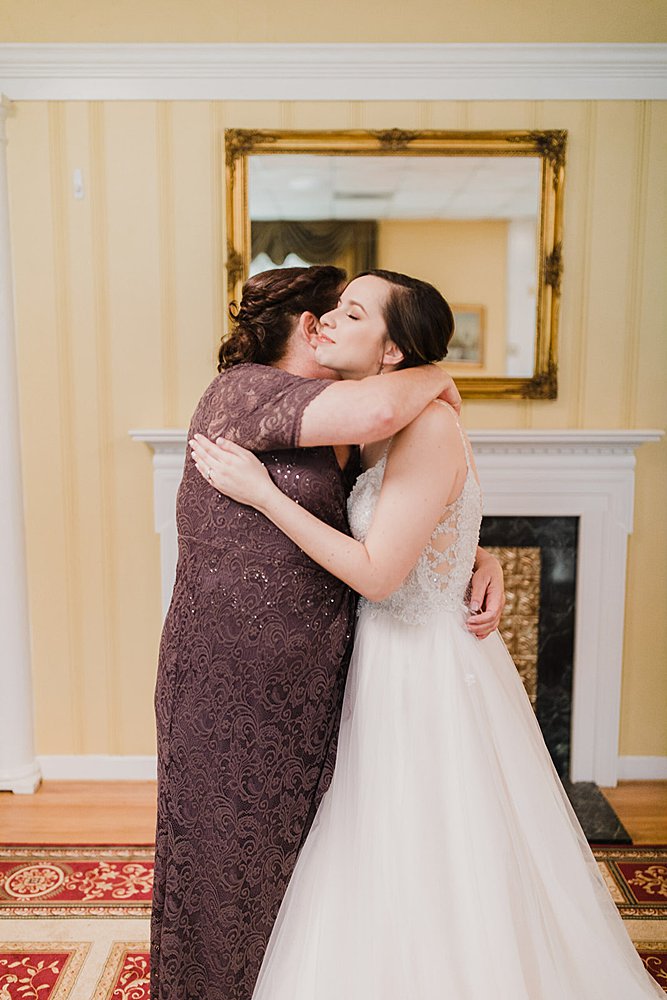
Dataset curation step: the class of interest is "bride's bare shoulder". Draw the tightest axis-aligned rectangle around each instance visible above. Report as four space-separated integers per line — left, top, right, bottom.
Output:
402 398 461 439
389 399 466 465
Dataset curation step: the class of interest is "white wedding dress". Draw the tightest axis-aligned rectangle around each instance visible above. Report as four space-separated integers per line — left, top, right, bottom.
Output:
252 419 661 999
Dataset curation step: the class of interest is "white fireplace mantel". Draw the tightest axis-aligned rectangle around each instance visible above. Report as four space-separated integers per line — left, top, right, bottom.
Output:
131 427 663 787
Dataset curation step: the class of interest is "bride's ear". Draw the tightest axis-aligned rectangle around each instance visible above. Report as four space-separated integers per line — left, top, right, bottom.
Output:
382 340 404 369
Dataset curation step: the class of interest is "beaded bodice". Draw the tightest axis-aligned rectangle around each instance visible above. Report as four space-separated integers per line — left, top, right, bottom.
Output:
347 423 483 625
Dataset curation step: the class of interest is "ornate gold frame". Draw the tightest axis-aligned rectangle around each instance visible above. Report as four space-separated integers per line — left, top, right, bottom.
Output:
225 129 566 400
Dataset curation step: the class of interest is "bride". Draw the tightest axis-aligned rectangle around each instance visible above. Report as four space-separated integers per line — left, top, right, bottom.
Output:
190 270 661 999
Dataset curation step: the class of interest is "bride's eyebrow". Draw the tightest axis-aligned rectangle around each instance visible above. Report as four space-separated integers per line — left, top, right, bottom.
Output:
345 299 368 315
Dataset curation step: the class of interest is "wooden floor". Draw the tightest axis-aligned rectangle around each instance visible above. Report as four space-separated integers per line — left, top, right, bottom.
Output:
601 781 667 844
0 780 666 845
0 782 158 844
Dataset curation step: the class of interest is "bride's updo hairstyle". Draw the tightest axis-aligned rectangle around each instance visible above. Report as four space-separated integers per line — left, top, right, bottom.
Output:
219 265 346 370
358 269 455 369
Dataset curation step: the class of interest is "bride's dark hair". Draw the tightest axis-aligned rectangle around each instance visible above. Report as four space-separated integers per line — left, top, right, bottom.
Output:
357 269 455 369
218 265 346 370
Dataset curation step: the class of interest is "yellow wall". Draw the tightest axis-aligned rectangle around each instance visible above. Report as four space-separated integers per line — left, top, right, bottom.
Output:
378 219 508 375
1 0 666 42
6 98 667 759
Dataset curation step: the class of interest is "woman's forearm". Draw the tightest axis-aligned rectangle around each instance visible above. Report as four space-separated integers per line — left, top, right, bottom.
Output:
365 366 460 439
299 365 459 446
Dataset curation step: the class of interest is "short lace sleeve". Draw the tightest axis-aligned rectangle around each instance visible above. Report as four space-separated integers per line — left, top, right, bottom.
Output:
205 363 332 452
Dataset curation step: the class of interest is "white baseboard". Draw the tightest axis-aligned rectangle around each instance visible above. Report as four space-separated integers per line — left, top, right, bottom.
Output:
37 755 157 781
617 756 667 781
36 753 667 783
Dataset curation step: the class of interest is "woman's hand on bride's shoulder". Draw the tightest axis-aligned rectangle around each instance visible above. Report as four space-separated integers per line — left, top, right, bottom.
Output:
189 434 274 510
435 370 462 415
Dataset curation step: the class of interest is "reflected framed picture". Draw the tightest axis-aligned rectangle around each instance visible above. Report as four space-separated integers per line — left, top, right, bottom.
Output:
448 305 485 368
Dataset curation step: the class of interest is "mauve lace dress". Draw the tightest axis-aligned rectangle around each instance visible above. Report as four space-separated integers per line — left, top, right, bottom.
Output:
150 364 358 1000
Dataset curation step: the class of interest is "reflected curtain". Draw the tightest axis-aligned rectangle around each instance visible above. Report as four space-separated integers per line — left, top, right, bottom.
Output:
252 220 377 274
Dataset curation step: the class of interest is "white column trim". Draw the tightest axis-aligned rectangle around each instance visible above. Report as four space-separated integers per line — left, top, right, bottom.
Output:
0 43 666 101
132 427 663 787
131 430 186 616
0 94 41 795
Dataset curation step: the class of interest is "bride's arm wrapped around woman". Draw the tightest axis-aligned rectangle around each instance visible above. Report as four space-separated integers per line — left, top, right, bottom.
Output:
192 400 460 602
190 400 502 636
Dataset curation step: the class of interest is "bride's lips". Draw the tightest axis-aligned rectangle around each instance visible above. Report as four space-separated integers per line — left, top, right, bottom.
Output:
317 332 336 345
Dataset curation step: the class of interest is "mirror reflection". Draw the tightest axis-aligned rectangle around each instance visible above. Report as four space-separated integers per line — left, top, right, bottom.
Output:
249 154 541 377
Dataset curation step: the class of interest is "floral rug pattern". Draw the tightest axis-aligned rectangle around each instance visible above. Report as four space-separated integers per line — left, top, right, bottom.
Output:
0 845 665 996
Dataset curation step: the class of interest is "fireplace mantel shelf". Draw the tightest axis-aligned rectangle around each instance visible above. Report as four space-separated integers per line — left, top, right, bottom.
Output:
130 426 663 787
466 429 662 455
131 427 662 455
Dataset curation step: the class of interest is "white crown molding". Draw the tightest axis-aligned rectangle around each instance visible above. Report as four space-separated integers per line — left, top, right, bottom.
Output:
1 43 666 101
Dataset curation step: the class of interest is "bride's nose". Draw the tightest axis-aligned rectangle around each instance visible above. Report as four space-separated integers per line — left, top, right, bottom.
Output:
320 309 335 328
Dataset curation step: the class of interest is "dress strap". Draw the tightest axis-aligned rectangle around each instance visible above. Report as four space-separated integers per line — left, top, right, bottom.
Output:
457 422 473 473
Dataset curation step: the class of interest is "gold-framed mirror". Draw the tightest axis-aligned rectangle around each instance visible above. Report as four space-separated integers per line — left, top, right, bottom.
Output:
225 129 566 400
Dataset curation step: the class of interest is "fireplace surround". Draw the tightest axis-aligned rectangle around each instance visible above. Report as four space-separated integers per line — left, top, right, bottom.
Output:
131 428 661 787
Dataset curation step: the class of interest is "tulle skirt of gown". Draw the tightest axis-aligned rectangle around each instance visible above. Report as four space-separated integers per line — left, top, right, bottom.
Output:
252 606 662 999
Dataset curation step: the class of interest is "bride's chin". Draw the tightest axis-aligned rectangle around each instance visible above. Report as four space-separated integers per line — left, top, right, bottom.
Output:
314 346 372 380
315 345 340 368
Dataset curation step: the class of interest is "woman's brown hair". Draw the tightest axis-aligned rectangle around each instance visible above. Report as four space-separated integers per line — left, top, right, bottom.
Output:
218 266 346 370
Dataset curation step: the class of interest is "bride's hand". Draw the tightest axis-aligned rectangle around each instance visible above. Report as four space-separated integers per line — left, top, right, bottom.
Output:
189 434 274 509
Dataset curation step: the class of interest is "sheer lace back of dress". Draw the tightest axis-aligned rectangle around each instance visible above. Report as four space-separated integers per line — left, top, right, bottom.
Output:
347 413 483 625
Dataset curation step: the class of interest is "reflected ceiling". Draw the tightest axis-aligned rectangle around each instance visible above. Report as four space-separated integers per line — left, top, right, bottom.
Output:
249 154 541 221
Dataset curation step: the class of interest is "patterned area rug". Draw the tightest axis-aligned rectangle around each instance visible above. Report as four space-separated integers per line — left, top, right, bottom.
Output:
0 845 665 996
0 847 151 998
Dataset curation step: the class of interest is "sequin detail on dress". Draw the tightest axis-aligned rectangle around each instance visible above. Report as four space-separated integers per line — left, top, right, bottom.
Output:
347 421 482 625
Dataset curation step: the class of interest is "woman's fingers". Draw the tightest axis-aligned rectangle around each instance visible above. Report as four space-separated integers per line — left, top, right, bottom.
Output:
193 458 208 480
192 457 215 486
190 440 232 487
466 604 502 640
190 433 224 458
470 627 494 640
190 439 249 497
190 438 237 471
214 436 249 457
189 433 250 462
466 608 497 627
